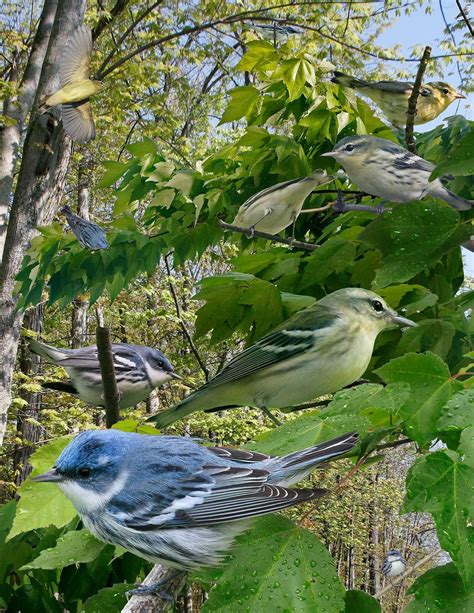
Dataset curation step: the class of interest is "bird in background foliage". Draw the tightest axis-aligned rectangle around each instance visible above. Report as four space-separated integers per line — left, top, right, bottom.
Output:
30 339 181 409
248 21 302 44
322 135 473 212
38 25 102 143
382 549 407 580
152 288 416 428
62 205 108 250
331 71 465 127
32 429 358 575
231 169 336 239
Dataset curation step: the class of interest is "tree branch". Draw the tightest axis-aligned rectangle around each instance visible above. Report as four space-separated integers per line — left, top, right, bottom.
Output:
405 46 431 153
455 0 474 36
375 548 442 598
218 220 319 251
122 565 187 613
92 0 131 40
164 255 210 381
95 307 120 428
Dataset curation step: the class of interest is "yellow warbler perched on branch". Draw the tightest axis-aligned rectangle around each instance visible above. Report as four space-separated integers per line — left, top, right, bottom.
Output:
331 71 465 127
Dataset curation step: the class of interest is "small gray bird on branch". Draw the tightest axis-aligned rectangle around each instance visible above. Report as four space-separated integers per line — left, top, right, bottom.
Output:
382 549 406 580
30 339 181 409
322 135 473 212
38 25 102 143
62 205 108 250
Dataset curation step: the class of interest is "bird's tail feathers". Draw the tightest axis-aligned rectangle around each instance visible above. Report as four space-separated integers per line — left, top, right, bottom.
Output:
331 71 368 89
270 432 358 486
42 380 78 395
29 339 67 362
439 187 473 211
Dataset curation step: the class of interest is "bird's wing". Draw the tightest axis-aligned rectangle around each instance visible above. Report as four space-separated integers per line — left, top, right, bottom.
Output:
61 101 96 143
370 80 414 94
207 446 272 462
197 306 337 390
65 213 108 250
60 24 93 86
118 465 325 530
240 177 303 210
391 151 434 173
52 345 144 374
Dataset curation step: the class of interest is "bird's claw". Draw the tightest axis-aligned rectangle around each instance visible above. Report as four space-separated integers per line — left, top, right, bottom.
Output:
126 583 174 603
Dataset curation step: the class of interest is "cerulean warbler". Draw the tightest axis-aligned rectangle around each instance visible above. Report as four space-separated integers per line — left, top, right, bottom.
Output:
62 205 108 250
152 288 416 427
331 72 465 127
30 339 180 409
38 25 101 143
322 135 472 212
232 169 336 239
382 549 406 579
32 429 358 570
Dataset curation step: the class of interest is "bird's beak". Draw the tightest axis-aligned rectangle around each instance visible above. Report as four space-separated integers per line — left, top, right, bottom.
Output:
31 468 63 483
391 313 417 328
321 151 337 158
454 93 466 99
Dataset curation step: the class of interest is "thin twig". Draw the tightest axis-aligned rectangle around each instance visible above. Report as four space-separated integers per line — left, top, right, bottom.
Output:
455 0 474 37
164 255 210 381
95 307 120 427
375 438 413 451
405 46 431 153
375 548 442 598
218 220 319 251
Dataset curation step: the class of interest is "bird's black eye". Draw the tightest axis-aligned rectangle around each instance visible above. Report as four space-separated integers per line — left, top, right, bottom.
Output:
77 467 91 478
442 88 449 94
345 144 355 152
371 300 384 313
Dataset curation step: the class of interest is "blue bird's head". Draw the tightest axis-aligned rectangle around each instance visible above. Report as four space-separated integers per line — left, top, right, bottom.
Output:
387 549 402 557
134 345 180 387
32 430 129 513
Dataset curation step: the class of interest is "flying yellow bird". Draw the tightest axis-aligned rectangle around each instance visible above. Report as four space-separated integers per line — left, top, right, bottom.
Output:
331 71 465 127
39 25 102 143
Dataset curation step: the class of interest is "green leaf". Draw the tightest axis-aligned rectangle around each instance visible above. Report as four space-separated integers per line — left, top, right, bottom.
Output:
98 161 133 188
360 202 469 288
375 353 462 446
251 414 367 456
202 515 345 613
405 563 474 612
125 138 157 157
22 529 104 569
431 131 474 179
112 420 159 435
236 41 279 72
322 383 411 418
403 451 474 588
220 86 260 124
300 238 356 289
344 590 381 612
9 437 75 539
396 319 455 361
436 389 474 449
279 58 315 101
82 583 134 612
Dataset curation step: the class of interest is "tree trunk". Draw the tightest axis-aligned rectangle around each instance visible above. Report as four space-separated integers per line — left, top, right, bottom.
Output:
0 0 86 447
70 158 91 347
0 0 59 261
12 305 43 485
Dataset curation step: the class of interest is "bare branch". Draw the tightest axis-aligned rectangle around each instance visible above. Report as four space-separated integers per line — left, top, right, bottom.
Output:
92 0 131 40
455 0 474 37
95 307 120 428
218 220 319 251
164 255 210 381
122 565 187 613
405 46 431 153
